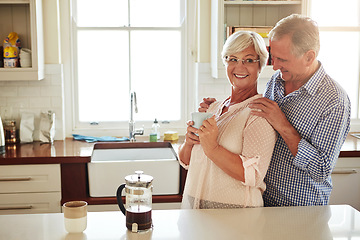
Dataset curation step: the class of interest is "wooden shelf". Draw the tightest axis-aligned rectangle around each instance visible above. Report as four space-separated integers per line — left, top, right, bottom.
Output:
211 0 303 78
0 0 44 81
0 0 30 4
224 0 301 5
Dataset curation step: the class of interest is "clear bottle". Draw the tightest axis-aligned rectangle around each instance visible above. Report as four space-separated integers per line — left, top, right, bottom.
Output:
151 119 160 140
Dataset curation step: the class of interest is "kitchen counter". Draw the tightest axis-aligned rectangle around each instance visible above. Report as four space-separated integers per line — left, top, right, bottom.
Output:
0 134 359 164
0 134 358 206
0 204 359 239
0 136 184 164
1 133 360 164
0 138 95 164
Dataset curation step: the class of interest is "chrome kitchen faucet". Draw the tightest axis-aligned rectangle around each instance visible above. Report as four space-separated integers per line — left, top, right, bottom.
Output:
129 91 144 142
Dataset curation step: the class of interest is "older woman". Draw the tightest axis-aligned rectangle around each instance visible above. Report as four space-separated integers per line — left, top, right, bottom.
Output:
178 31 276 209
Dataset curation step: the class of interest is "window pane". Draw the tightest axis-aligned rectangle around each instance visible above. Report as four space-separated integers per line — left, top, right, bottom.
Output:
130 0 182 27
77 30 129 122
310 0 360 27
318 31 359 118
131 30 181 121
76 0 128 27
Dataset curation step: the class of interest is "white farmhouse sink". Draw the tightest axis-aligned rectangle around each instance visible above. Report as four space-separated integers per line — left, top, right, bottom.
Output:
88 142 180 197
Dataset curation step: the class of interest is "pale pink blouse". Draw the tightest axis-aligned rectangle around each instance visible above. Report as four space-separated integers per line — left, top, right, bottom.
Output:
180 95 276 209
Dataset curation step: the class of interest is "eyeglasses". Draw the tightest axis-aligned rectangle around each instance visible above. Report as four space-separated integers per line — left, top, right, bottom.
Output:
224 56 260 66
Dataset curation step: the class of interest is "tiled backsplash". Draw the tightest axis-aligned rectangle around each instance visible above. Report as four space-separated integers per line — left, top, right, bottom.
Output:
0 64 64 140
196 62 231 104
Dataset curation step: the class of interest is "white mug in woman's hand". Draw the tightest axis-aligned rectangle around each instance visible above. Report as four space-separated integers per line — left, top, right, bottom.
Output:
191 112 213 129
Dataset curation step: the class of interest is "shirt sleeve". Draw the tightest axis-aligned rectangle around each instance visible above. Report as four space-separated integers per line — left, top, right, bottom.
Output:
293 101 351 182
240 115 277 187
178 157 189 170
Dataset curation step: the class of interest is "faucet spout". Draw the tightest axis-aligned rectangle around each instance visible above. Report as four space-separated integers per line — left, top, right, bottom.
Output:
129 91 144 142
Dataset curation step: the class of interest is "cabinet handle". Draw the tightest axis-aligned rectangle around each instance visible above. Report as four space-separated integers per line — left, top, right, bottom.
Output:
0 205 33 210
0 177 32 182
332 169 357 174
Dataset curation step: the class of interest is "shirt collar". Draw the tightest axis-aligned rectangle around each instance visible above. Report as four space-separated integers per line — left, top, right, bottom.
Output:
274 61 326 97
302 61 325 96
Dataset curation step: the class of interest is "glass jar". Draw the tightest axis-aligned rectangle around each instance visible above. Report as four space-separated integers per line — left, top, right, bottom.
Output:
4 120 17 144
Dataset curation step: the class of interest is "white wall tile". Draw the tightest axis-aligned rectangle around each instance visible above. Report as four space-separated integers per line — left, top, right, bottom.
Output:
0 86 18 97
18 86 41 96
29 97 52 108
51 97 63 108
196 63 231 105
40 86 62 97
0 64 64 140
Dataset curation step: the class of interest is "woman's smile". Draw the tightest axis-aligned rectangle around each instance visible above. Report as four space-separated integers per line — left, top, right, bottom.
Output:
234 73 249 79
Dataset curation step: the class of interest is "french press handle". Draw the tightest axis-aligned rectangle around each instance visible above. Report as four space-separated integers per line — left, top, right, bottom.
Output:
116 184 126 215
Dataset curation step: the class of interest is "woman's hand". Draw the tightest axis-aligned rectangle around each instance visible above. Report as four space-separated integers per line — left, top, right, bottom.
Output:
178 120 201 166
184 120 200 146
197 116 219 156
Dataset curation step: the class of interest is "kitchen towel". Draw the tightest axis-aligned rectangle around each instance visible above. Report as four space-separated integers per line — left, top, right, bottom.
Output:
72 134 129 143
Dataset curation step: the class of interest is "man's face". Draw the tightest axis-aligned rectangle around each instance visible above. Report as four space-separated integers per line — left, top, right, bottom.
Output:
270 34 308 82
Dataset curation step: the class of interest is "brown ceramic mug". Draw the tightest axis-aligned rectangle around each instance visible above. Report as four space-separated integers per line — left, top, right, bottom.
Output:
63 201 88 233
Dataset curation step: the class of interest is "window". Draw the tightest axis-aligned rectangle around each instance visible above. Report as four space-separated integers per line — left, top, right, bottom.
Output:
309 0 360 130
66 0 194 136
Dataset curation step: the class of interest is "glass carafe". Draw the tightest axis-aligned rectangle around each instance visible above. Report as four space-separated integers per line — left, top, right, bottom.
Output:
116 171 153 232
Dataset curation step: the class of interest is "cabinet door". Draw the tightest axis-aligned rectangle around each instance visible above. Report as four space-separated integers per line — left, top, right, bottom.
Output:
0 192 61 214
330 158 360 211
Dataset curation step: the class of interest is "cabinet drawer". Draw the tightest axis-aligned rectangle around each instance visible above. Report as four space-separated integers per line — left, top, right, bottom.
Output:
0 192 61 214
0 164 61 193
330 167 360 211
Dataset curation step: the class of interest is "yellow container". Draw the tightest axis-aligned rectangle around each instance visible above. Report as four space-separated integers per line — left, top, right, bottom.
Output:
163 131 179 141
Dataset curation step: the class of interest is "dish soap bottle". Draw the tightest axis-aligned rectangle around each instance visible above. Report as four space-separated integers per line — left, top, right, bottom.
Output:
152 119 160 140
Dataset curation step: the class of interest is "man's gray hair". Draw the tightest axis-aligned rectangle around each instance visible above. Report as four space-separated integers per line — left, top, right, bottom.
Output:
269 14 320 57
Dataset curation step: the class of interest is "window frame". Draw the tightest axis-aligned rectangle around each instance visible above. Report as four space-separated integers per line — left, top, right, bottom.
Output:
60 0 197 137
307 0 360 132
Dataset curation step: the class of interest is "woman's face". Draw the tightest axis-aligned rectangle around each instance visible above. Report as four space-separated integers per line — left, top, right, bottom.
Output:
225 45 260 92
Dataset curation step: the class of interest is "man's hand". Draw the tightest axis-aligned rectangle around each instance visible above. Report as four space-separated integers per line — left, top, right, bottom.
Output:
249 97 301 156
249 97 288 131
198 97 216 112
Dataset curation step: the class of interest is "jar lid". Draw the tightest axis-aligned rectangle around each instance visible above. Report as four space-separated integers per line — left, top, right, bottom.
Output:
4 120 16 126
125 170 153 188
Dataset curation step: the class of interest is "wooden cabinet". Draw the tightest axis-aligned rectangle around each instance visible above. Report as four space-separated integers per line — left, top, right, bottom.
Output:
0 164 61 214
330 158 360 211
211 0 305 79
0 0 44 81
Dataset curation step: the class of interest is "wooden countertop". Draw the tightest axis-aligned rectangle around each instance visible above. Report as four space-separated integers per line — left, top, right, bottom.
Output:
0 136 184 165
0 134 359 165
0 138 94 165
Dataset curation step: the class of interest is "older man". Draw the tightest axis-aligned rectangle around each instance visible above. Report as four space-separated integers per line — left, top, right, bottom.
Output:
200 14 351 206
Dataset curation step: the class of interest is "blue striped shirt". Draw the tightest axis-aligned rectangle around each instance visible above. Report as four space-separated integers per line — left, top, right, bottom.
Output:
263 63 351 206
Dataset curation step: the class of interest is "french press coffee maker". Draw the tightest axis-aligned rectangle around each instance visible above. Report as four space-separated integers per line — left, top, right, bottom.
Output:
116 171 153 232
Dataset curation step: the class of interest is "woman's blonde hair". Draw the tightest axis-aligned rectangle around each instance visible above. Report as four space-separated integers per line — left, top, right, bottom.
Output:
221 31 269 72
